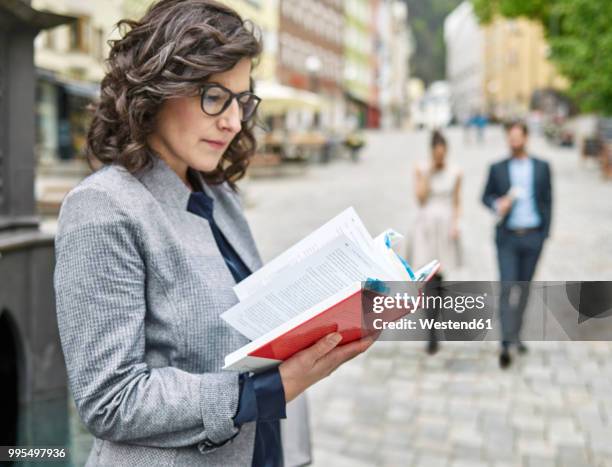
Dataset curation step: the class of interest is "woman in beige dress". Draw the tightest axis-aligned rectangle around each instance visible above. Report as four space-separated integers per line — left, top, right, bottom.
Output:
412 130 462 354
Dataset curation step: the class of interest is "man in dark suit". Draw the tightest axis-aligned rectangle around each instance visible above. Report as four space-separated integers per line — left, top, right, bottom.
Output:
482 121 552 368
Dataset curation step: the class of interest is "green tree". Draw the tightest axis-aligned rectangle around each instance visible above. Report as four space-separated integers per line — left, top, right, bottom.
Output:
472 0 612 115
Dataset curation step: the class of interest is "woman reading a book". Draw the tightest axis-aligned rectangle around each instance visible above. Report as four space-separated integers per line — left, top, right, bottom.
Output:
53 1 374 466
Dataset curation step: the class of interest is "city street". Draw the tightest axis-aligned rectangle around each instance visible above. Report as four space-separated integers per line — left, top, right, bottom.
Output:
242 126 612 467
8 0 611 465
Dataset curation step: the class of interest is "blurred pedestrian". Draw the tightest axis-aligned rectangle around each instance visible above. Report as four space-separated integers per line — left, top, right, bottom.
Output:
472 111 488 143
482 120 552 368
460 110 471 145
411 130 463 354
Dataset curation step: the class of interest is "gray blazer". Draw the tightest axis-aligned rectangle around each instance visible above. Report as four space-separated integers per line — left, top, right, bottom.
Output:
54 158 270 466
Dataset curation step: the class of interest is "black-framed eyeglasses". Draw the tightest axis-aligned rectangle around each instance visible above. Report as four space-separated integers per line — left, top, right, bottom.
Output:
200 83 261 122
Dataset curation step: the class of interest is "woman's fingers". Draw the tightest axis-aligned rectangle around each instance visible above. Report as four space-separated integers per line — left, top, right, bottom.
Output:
295 332 343 366
314 335 375 375
279 333 376 402
279 332 344 401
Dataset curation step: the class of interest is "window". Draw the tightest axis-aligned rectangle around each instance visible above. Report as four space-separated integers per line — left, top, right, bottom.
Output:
44 30 56 50
69 16 91 53
92 27 105 61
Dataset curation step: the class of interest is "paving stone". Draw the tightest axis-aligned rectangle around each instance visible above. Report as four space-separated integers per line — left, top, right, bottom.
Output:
342 439 381 464
590 440 612 456
511 415 546 432
523 456 556 467
549 431 586 447
412 435 452 455
517 439 556 458
593 457 612 467
379 447 415 467
451 460 489 467
415 454 450 467
557 446 591 467
311 449 373 467
452 444 484 462
450 426 484 448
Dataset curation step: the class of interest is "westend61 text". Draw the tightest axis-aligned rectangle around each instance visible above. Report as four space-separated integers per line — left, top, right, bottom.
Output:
371 318 494 331
371 293 487 314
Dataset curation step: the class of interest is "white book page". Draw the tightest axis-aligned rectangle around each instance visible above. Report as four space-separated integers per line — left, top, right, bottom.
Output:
221 235 393 340
234 207 378 301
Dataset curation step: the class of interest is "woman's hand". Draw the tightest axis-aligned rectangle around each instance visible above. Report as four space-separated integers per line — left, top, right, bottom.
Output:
279 332 376 403
450 221 460 240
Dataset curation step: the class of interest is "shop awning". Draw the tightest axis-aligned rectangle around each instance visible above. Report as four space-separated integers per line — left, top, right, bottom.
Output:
255 81 325 114
37 68 100 99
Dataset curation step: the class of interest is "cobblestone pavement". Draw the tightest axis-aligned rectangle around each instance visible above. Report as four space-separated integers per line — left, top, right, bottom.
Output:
242 126 612 467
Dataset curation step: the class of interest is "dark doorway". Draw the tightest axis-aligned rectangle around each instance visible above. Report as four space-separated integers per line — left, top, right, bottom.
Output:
0 311 19 446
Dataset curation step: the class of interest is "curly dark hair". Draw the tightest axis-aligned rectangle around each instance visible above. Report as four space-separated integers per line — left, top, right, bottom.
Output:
87 0 263 189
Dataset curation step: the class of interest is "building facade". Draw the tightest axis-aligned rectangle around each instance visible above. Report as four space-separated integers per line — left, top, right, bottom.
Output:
277 0 345 130
220 0 279 83
445 1 567 121
343 0 377 128
376 0 413 129
483 17 567 119
444 1 484 124
32 0 124 164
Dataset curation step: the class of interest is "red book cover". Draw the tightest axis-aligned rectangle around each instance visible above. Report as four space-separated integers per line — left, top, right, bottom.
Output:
250 287 365 362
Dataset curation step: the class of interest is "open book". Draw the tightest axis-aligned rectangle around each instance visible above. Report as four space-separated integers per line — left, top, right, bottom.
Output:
221 207 439 373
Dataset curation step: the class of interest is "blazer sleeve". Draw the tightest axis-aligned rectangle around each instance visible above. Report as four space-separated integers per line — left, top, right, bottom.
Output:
54 186 240 453
542 161 553 238
482 164 498 211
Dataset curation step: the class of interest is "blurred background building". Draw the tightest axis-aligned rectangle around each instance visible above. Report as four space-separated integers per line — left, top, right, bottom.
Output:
33 0 123 166
411 80 453 130
32 0 124 213
343 0 376 128
222 0 279 83
444 0 568 123
482 16 568 120
443 1 484 125
376 0 414 129
277 0 345 131
31 0 416 214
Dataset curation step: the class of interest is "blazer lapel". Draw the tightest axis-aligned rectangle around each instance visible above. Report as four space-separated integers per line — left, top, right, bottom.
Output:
500 158 511 193
136 157 262 273
137 157 192 211
531 157 541 199
136 158 224 262
199 180 263 273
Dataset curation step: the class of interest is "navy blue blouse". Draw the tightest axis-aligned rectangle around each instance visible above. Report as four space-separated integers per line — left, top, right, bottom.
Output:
186 180 286 467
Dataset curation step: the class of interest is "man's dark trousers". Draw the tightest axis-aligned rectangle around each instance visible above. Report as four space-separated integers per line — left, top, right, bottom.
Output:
496 228 545 345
